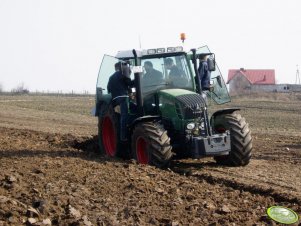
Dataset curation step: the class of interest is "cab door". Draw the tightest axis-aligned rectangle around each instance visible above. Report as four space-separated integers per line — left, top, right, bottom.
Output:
187 46 230 104
96 55 120 96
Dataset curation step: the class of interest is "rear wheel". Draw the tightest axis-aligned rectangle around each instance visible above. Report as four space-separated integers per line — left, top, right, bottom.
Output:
98 106 123 157
213 112 252 166
131 122 173 168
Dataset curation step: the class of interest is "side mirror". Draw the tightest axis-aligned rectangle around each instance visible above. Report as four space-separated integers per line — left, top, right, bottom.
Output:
207 57 216 71
121 63 131 78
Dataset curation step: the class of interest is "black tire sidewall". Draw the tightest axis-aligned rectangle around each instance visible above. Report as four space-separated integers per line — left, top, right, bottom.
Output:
213 113 252 166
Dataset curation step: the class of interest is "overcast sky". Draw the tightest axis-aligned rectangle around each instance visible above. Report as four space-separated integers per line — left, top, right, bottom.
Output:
0 0 300 93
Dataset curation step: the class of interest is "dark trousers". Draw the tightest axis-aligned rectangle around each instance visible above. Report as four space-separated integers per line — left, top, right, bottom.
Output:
201 74 210 89
114 97 129 141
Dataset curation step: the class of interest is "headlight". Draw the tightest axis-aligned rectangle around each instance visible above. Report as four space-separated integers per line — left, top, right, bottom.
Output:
186 123 195 130
147 49 156 54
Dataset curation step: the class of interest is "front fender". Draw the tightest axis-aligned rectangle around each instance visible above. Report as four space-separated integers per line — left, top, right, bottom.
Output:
129 115 161 131
210 108 240 124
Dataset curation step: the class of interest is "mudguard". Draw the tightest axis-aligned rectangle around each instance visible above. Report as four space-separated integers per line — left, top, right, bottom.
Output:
129 115 161 131
210 108 240 124
95 94 112 117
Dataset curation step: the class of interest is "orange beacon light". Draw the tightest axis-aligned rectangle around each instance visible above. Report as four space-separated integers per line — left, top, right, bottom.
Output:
180 33 186 43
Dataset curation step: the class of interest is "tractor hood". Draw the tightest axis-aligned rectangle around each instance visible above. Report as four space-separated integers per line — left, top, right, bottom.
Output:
158 89 207 121
158 88 196 97
158 89 207 107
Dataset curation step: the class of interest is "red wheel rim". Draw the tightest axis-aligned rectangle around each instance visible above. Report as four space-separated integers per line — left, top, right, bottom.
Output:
136 137 149 164
102 116 116 156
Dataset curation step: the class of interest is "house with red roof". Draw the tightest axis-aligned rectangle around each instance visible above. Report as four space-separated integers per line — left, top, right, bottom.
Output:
227 68 301 95
227 68 277 95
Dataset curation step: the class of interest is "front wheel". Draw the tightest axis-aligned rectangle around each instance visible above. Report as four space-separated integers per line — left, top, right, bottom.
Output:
131 122 173 168
213 112 252 166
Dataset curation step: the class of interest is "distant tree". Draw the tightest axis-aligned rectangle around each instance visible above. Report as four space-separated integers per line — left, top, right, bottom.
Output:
11 83 29 94
0 83 3 93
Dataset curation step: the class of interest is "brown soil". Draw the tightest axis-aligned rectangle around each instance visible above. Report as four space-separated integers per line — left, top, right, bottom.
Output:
0 95 301 225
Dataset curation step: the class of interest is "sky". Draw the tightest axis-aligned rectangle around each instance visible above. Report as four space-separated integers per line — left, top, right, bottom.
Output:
0 0 300 93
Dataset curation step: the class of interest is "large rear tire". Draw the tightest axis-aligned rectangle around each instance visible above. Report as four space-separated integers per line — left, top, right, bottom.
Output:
131 122 173 168
213 112 252 166
98 106 123 157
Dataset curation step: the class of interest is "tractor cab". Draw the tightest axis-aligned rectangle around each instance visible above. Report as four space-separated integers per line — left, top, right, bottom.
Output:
96 46 230 116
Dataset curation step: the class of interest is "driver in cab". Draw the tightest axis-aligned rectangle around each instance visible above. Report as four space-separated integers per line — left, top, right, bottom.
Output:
142 61 163 87
164 58 187 86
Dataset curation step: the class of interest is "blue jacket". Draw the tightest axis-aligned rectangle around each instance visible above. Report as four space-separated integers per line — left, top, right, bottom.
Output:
107 71 132 100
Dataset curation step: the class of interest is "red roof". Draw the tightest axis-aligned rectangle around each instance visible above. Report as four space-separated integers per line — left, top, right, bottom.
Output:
227 69 275 84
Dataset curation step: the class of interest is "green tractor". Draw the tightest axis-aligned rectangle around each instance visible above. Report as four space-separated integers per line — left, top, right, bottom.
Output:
94 46 252 168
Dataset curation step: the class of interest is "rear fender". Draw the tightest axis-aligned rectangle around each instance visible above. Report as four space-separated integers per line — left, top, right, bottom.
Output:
95 94 112 117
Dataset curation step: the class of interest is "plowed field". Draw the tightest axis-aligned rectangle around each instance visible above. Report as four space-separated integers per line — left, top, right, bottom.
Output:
0 94 300 225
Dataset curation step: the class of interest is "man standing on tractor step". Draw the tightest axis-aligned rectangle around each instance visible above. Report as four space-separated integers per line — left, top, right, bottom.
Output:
107 62 132 141
197 54 211 90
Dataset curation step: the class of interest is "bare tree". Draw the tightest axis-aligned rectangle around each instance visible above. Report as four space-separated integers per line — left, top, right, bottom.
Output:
11 83 29 94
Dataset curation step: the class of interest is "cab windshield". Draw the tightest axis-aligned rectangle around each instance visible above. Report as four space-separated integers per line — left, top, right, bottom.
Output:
140 55 194 95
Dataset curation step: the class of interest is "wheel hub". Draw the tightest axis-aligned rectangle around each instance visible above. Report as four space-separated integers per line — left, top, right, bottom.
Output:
136 137 149 164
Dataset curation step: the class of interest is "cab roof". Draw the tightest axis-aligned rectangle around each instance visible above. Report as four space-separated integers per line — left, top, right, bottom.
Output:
115 46 185 59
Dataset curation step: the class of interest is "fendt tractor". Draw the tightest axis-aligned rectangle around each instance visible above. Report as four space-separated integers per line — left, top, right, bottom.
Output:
94 45 252 168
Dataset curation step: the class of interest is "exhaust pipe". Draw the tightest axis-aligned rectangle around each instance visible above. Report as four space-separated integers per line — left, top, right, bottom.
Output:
132 49 144 116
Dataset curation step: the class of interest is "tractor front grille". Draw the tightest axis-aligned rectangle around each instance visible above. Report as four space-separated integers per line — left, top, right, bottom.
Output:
175 94 207 119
